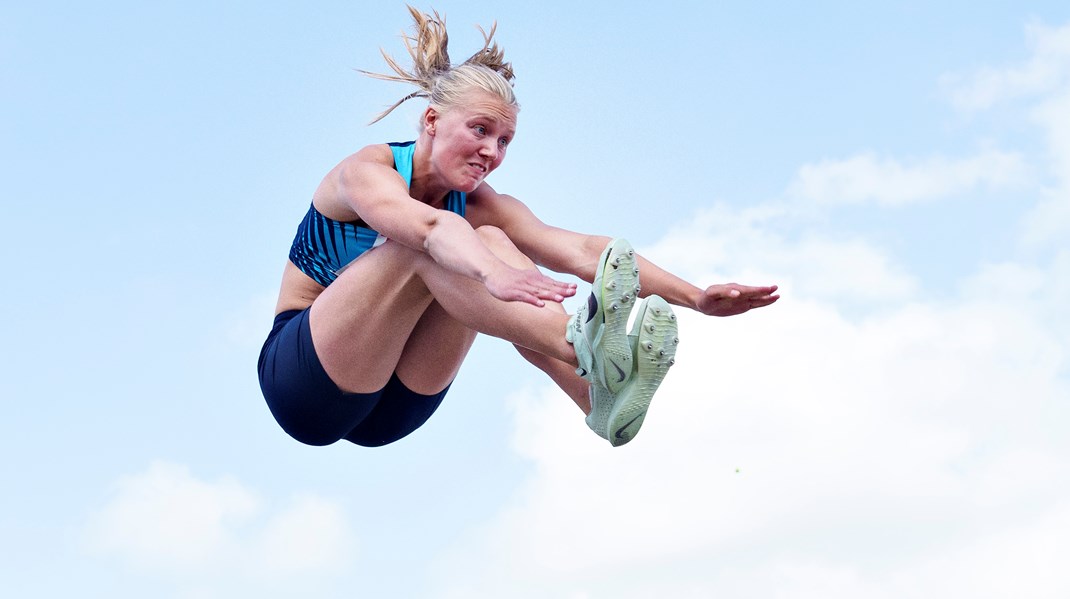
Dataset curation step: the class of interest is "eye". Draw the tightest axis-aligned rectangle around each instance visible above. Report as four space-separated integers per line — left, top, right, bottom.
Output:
473 125 487 136
498 136 510 148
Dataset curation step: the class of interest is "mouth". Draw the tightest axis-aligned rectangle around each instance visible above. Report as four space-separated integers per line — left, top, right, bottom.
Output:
467 162 488 175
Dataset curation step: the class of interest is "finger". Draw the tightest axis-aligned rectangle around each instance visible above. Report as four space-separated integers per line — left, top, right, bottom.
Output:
520 277 566 303
518 290 546 307
542 276 576 292
535 277 576 299
532 287 566 303
704 285 739 299
496 280 545 307
716 283 779 296
732 284 775 294
552 282 577 297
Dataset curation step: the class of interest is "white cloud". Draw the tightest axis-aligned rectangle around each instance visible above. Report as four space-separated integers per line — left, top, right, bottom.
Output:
257 494 356 577
83 462 357 591
942 21 1070 112
1020 88 1070 246
1032 87 1070 184
425 22 1070 596
913 502 1070 598
428 178 1069 597
942 22 1070 246
644 203 917 305
84 461 259 573
788 149 1029 206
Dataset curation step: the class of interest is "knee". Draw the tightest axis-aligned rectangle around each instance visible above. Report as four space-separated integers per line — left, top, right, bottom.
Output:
475 225 512 248
475 225 534 267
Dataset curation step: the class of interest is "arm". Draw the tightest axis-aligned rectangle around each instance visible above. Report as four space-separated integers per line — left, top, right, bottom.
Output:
470 187 779 316
326 147 573 306
634 254 780 317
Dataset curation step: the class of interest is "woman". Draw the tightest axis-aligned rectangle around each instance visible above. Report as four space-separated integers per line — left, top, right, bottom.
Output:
258 7 779 448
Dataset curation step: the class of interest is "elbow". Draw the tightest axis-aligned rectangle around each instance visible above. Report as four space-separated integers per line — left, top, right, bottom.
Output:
419 210 454 253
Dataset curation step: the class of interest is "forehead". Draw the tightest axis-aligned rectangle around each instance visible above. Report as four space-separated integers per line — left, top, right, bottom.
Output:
450 91 518 130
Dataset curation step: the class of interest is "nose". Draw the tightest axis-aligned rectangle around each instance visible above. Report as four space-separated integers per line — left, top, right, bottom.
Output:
478 139 498 161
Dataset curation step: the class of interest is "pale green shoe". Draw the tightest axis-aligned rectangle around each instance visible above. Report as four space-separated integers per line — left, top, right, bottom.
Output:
566 238 641 395
591 295 679 446
585 380 614 442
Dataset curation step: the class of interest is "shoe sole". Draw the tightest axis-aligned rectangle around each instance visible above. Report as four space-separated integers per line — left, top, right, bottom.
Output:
591 239 640 394
607 295 678 446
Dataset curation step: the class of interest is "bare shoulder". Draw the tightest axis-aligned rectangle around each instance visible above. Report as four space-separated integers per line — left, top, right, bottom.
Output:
466 182 529 228
360 143 395 161
345 143 396 169
315 144 399 219
326 144 397 185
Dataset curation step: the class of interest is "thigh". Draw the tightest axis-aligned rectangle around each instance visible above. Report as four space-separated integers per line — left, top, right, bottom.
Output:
393 299 478 395
390 225 534 394
308 240 439 393
259 309 386 446
344 373 451 447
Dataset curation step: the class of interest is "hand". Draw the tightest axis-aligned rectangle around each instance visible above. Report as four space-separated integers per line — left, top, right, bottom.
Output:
484 265 578 307
695 283 780 317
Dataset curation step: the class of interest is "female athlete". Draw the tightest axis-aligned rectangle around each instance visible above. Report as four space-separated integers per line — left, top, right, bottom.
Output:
257 7 779 448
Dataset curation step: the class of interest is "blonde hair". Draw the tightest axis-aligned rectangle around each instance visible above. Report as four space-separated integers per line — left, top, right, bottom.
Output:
360 6 517 124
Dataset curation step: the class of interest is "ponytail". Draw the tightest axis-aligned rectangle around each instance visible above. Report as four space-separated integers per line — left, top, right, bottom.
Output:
361 6 517 124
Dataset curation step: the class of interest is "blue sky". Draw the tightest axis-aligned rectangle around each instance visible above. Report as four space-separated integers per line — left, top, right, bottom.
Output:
3 1 1070 597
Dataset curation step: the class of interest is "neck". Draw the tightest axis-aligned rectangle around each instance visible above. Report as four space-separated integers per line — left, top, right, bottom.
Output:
409 137 449 205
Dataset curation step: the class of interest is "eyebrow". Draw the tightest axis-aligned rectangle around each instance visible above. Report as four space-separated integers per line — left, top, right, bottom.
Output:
468 113 516 135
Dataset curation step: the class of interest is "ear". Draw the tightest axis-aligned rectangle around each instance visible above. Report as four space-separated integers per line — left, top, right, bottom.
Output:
422 106 439 136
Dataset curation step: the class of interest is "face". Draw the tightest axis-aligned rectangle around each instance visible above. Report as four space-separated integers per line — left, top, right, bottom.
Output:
424 90 518 192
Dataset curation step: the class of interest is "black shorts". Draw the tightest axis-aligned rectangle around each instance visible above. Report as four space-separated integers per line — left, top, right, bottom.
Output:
257 308 450 447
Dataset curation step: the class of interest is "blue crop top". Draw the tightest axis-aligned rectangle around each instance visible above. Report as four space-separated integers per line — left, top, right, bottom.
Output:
287 141 467 287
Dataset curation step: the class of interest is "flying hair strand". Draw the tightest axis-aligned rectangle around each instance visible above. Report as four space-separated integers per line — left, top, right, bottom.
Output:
359 6 516 124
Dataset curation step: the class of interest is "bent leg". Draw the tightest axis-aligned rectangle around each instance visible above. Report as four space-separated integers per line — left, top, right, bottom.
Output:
515 346 591 414
343 373 450 447
309 227 578 395
258 308 387 446
390 225 590 411
309 242 437 393
393 299 477 395
466 227 591 413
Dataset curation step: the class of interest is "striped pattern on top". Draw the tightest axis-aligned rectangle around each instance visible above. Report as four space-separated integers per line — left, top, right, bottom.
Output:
287 141 467 287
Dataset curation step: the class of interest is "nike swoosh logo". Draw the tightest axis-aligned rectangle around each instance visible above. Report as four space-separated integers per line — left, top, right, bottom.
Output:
609 359 627 383
614 412 644 440
586 293 598 323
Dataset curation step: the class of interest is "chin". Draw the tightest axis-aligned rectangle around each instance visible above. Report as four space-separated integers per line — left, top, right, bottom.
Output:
456 177 485 193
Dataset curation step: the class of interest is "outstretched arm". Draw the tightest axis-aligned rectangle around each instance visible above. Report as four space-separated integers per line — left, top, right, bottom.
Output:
469 187 779 317
689 282 780 316
631 254 780 317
